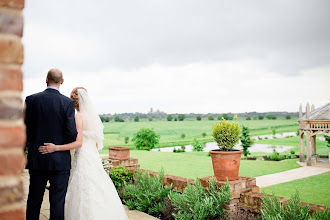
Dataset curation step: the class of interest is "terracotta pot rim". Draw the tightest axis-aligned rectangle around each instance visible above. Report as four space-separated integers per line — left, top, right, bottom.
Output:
108 146 131 150
209 149 243 154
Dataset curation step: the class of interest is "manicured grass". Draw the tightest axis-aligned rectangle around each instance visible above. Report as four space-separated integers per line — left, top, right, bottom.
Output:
102 118 299 149
255 136 329 155
129 150 301 179
262 172 330 206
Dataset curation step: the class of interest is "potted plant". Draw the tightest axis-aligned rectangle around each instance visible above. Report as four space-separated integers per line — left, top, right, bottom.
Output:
210 116 242 181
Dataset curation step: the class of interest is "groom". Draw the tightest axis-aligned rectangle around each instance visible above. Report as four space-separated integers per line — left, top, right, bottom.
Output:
25 68 77 220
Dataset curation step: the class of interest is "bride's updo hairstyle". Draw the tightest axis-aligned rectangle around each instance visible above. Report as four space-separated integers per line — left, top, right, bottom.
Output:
70 87 87 111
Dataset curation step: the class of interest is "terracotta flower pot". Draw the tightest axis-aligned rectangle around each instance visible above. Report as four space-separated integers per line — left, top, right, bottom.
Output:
209 149 242 181
108 146 130 160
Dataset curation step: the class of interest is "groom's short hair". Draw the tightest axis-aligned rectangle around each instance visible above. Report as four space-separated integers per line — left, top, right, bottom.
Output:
47 68 63 84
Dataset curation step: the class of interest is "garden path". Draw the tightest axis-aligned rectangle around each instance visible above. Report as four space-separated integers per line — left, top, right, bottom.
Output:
22 169 158 220
256 164 330 188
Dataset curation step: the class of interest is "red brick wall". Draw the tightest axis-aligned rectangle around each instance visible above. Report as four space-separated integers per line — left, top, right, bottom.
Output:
0 0 25 219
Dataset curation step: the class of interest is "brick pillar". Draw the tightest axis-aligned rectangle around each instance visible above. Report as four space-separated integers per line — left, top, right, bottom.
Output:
0 0 26 219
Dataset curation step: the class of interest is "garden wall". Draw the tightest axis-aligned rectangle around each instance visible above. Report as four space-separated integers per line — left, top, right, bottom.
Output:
128 167 327 220
0 0 26 219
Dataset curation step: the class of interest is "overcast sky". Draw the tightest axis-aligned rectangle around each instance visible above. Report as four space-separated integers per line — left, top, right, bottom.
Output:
22 0 330 114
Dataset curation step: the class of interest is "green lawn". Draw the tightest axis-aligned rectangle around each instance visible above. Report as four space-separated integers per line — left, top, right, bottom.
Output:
128 150 301 179
262 172 330 206
102 118 299 150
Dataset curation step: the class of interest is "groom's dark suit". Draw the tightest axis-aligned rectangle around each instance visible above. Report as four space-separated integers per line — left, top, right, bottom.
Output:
25 88 77 220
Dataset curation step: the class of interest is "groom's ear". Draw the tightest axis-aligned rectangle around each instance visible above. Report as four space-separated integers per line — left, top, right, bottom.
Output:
61 78 64 84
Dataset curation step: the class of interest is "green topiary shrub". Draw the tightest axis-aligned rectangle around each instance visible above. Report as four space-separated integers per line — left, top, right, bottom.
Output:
109 166 134 188
196 115 202 121
201 132 206 138
167 114 173 121
121 169 171 216
181 133 186 139
178 114 185 121
240 126 253 158
169 178 231 220
212 117 240 151
132 128 159 150
134 116 139 122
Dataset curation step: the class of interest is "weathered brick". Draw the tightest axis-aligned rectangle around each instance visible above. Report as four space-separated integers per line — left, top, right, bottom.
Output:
0 95 22 120
0 66 23 90
0 150 25 175
0 126 25 149
0 0 24 9
0 10 23 36
0 35 23 64
0 178 23 207
0 207 25 220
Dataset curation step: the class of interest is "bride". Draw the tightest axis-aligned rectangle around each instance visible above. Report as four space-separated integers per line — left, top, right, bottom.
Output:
39 87 129 220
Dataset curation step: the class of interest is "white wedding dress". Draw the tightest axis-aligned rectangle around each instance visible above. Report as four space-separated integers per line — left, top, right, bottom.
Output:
64 89 129 220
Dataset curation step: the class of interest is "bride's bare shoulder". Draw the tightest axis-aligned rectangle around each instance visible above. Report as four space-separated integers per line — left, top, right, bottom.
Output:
75 112 84 122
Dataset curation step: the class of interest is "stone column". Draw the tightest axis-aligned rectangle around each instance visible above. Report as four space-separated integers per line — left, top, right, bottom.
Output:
306 133 312 166
299 131 304 162
0 0 26 219
312 135 316 155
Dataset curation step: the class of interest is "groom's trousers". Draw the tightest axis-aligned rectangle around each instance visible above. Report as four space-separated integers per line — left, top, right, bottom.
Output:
26 170 70 220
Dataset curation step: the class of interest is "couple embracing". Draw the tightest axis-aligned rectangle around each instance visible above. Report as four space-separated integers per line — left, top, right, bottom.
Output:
25 68 129 220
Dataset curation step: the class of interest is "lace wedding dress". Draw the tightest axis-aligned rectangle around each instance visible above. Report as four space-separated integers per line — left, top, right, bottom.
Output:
64 89 129 220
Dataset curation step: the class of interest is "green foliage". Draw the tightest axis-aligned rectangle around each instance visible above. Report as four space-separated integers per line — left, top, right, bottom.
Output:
285 115 291 120
201 132 206 138
132 128 159 150
196 115 202 121
181 133 186 139
124 136 129 144
222 114 229 120
173 146 185 153
228 116 233 120
100 115 105 122
253 116 257 120
266 114 277 120
109 166 134 188
258 115 264 120
104 117 110 122
261 189 310 220
121 169 171 216
208 116 214 120
246 116 251 120
192 138 204 152
174 117 178 121
169 178 231 220
134 116 139 122
149 117 153 121
167 114 173 121
178 114 185 121
240 126 253 157
267 150 285 161
114 115 120 122
272 128 276 136
310 209 330 220
325 134 330 148
212 117 240 151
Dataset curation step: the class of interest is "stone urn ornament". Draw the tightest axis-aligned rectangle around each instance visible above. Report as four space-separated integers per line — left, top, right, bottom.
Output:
108 146 130 160
210 116 242 181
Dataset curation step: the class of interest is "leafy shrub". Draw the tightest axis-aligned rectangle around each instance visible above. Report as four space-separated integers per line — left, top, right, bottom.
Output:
285 115 291 120
149 117 153 121
290 150 295 155
208 116 214 120
212 117 240 151
170 178 231 220
167 114 173 121
121 169 171 216
114 115 120 122
192 138 204 152
246 116 251 120
258 115 264 120
109 166 134 188
253 116 257 120
173 146 185 153
124 136 129 144
221 114 229 120
272 128 276 136
181 133 186 139
297 129 300 136
134 116 139 122
201 132 206 138
325 135 330 149
119 118 125 122
174 118 178 121
266 114 277 120
310 209 330 220
100 115 105 122
228 116 233 120
267 150 281 161
196 115 202 121
240 126 253 157
261 189 310 220
132 128 159 150
178 114 185 121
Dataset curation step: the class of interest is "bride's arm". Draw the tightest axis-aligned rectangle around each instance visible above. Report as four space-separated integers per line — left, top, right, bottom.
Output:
38 113 83 154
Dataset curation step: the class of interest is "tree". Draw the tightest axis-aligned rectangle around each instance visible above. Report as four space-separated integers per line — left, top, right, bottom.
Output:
266 114 276 120
99 115 105 122
258 115 264 120
228 116 233 120
202 132 206 138
104 117 110 122
253 116 257 120
325 134 330 148
208 116 214 120
174 118 177 121
114 115 120 122
285 115 291 120
246 116 251 120
222 114 229 120
167 114 173 121
181 133 186 139
148 117 153 121
124 136 129 144
240 126 253 157
132 128 159 150
196 115 201 121
178 114 185 121
134 116 139 122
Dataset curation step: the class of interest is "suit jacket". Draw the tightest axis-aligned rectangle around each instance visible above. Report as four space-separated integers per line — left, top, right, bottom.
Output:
24 88 78 171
